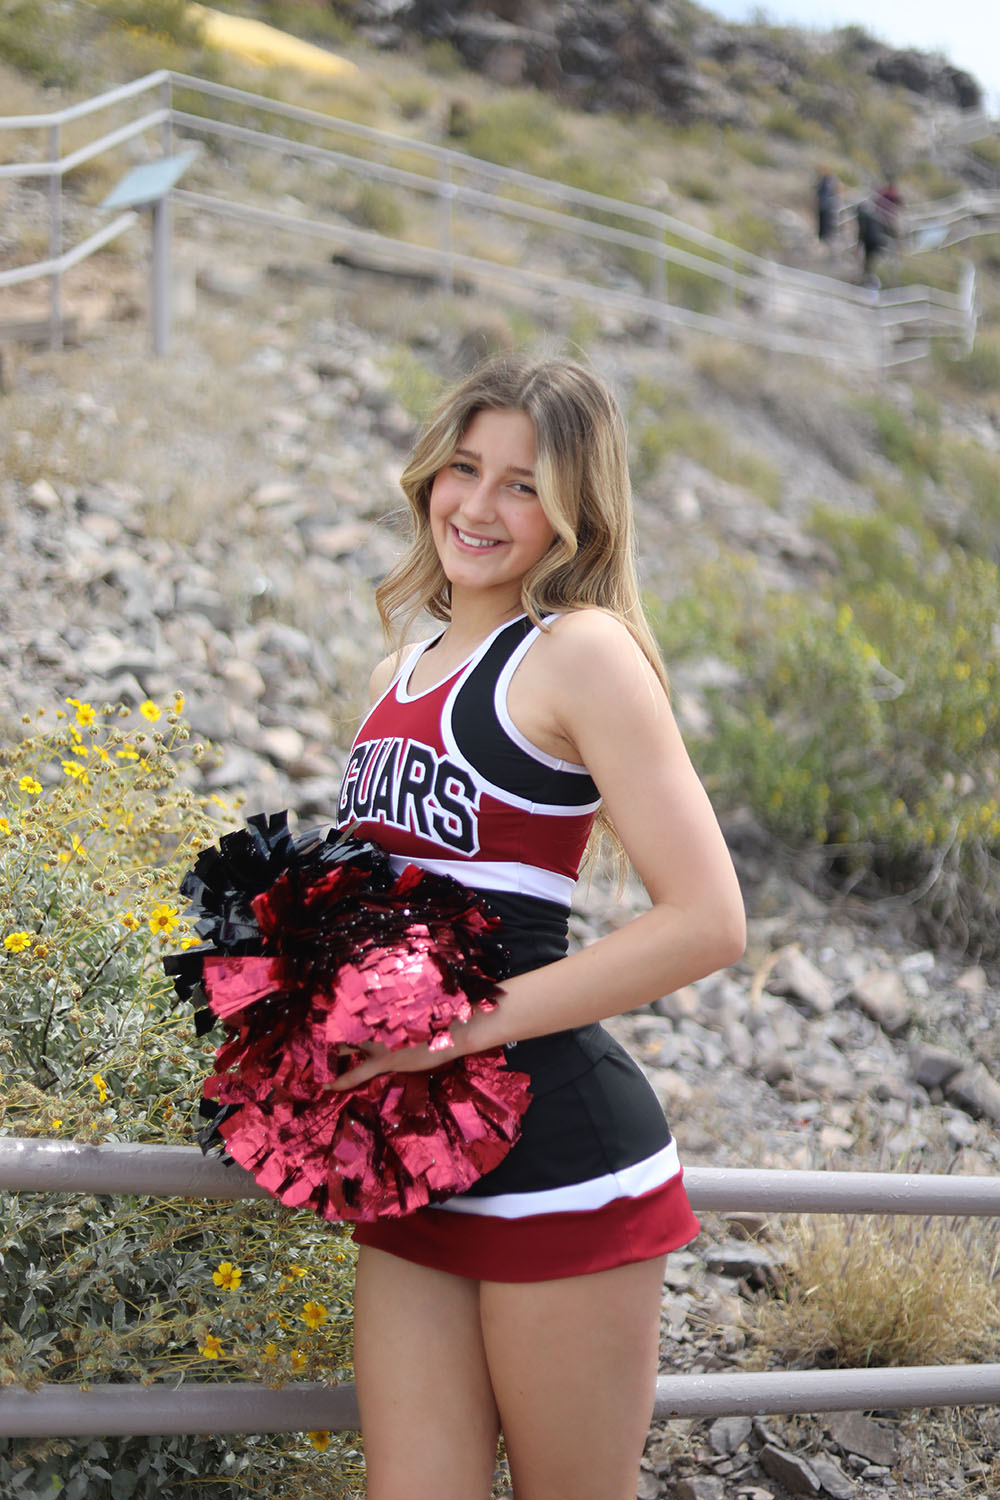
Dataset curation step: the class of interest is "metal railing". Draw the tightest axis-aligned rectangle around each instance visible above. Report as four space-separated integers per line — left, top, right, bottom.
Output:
1 1136 999 1436
0 71 981 367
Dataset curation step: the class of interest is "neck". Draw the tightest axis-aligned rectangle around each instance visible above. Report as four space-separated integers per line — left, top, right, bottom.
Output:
444 586 526 650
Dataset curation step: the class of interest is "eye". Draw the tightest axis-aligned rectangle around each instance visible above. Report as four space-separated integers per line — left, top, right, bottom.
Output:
451 460 477 476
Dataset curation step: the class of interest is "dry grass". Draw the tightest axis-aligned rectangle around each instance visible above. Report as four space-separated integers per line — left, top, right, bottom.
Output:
746 1214 1000 1370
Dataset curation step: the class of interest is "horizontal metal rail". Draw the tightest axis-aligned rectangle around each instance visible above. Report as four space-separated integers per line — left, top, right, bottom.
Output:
0 211 137 287
0 70 169 131
4 1138 1000 1215
2 1140 999 1434
0 67 982 363
171 186 876 363
2 1365 1000 1437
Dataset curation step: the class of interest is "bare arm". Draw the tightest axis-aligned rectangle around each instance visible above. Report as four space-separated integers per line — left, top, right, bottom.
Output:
333 611 745 1084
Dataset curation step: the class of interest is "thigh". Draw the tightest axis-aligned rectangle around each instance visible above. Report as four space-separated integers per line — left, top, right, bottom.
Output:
480 1255 666 1500
353 1246 500 1500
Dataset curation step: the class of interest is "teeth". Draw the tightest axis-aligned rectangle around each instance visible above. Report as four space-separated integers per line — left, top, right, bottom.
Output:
456 529 500 548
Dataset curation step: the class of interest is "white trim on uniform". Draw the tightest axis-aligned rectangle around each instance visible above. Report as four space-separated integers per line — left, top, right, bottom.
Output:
387 853 574 906
431 1140 683 1220
493 617 594 778
395 616 512 704
440 619 602 818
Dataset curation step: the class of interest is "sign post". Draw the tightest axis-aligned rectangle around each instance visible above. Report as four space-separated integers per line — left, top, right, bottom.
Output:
101 150 197 355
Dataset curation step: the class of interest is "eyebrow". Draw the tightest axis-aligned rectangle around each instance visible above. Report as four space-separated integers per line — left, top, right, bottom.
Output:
453 445 536 479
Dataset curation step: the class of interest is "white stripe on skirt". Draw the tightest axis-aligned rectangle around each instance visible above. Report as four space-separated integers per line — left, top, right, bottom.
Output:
431 1140 682 1220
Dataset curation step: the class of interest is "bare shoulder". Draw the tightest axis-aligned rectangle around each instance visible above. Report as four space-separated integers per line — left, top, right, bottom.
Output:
542 609 655 683
368 650 404 704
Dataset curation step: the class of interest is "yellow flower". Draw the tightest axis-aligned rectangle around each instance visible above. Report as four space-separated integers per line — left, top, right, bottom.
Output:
50 1119 62 1130
288 1264 308 1279
92 1073 109 1104
212 1261 243 1292
74 702 97 728
33 943 49 959
71 743 89 758
139 700 161 723
4 932 33 954
116 747 139 762
200 1334 224 1360
0 817 10 835
148 904 180 937
58 835 86 865
61 760 88 782
121 911 141 932
301 1300 328 1330
173 692 186 712
290 1350 306 1371
18 776 42 795
180 936 201 951
307 1431 331 1453
261 1341 279 1363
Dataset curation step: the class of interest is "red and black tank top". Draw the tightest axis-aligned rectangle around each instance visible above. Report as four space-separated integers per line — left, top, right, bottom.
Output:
338 614 600 910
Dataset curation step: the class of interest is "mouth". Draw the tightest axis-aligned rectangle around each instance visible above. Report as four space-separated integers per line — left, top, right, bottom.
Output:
453 525 504 550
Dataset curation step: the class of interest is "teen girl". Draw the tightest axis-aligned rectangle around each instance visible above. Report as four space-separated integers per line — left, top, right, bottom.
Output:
332 354 746 1500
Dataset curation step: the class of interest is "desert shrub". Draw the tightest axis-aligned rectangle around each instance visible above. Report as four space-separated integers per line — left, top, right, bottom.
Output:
344 179 406 236
458 91 566 172
653 535 1000 954
381 344 444 420
0 0 82 86
0 700 359 1496
761 103 821 145
863 394 942 482
258 0 356 47
630 381 782 503
98 0 204 48
746 1216 1000 1369
932 333 1000 394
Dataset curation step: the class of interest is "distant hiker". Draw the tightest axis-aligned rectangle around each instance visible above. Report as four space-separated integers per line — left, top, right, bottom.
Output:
815 170 840 248
856 198 887 285
873 176 903 234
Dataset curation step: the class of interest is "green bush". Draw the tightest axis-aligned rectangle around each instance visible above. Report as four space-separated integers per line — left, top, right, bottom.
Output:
654 536 1000 954
99 0 204 48
458 91 566 172
0 700 360 1496
933 334 1000 394
0 0 82 86
630 381 782 502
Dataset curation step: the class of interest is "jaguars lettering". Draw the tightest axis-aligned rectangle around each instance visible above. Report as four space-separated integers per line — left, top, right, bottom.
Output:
338 737 479 855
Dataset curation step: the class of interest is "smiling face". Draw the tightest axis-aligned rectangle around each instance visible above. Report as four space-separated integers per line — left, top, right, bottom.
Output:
428 407 556 615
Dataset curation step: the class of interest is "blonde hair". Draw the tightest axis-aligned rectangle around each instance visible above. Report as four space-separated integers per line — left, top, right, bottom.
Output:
375 354 668 873
376 353 668 694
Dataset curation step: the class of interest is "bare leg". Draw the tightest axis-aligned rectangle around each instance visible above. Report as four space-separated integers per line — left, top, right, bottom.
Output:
353 1246 500 1500
480 1255 666 1500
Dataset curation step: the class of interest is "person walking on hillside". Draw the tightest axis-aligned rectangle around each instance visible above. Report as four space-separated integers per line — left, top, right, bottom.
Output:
857 175 904 287
815 168 840 251
331 353 746 1500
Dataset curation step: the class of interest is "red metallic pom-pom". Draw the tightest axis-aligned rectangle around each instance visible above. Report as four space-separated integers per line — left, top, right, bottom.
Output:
165 812 530 1221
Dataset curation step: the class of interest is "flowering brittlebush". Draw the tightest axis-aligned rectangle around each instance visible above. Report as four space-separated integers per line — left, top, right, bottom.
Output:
0 697 360 1495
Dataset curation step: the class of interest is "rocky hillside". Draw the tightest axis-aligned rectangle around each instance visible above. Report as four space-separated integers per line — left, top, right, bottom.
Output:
2 5 1000 1498
351 0 982 122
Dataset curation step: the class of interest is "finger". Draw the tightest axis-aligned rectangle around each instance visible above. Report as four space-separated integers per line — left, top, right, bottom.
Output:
325 1057 384 1091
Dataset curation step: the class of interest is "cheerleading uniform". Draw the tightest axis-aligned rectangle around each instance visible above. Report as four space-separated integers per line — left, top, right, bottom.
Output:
338 613 700 1281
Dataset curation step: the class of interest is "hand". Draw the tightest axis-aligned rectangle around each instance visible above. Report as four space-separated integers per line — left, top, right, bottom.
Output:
325 1036 456 1091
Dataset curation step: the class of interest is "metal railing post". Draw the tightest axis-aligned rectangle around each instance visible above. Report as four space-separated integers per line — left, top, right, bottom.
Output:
151 194 172 356
160 72 173 155
48 121 62 348
438 160 454 295
652 234 667 302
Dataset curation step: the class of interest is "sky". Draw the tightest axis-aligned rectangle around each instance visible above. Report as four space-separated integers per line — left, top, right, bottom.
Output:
705 0 1000 114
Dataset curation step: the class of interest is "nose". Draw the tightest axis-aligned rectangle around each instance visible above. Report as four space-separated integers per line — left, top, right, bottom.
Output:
460 479 497 523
